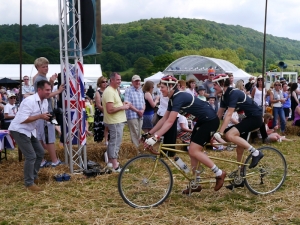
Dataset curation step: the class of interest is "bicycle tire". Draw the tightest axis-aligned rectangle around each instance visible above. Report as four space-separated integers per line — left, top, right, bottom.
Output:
118 154 173 208
243 146 287 195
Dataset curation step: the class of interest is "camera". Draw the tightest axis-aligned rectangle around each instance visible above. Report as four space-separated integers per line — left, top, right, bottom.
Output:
49 112 59 125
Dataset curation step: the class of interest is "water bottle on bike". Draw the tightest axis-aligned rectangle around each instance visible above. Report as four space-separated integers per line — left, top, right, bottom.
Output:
175 157 190 173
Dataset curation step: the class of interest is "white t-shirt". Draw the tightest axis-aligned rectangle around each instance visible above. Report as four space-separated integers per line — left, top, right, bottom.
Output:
157 94 169 116
4 103 17 119
177 115 189 131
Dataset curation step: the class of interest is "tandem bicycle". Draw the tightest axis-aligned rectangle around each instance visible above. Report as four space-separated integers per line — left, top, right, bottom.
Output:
117 134 287 208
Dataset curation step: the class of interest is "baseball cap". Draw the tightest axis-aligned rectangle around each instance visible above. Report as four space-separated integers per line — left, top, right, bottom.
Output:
197 85 206 91
132 75 141 81
8 93 16 98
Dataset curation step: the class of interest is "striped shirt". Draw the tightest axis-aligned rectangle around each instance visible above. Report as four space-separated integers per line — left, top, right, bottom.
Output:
124 86 145 120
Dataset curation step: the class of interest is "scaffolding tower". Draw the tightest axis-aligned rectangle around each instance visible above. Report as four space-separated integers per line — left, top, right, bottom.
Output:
58 0 87 173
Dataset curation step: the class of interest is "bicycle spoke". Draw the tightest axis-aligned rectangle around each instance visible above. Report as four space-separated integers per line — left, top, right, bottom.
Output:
118 155 173 208
244 146 287 195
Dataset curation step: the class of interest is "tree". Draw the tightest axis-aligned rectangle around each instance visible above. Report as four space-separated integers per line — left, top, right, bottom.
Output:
133 57 153 78
33 47 60 64
152 54 175 72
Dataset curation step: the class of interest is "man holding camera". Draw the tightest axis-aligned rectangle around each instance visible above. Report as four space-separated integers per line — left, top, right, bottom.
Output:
9 80 53 191
33 57 65 167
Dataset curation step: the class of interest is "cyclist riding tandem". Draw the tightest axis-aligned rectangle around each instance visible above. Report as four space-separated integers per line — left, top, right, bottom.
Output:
144 75 226 193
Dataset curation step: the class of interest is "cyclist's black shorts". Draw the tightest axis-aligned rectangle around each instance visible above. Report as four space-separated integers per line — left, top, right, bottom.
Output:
191 117 219 147
224 115 263 140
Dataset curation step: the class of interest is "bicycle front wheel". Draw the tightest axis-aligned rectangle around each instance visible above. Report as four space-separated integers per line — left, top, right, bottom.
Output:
118 154 173 208
243 146 287 195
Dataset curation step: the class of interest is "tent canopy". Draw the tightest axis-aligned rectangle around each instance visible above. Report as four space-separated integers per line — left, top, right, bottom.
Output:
144 71 164 84
163 55 253 83
0 77 20 85
0 64 102 83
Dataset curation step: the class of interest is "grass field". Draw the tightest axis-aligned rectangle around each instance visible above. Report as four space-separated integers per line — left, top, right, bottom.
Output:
1 124 300 224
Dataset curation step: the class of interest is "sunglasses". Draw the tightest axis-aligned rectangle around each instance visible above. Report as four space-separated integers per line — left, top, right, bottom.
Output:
102 81 108 83
274 84 281 86
257 79 262 81
23 79 29 80
10 97 16 99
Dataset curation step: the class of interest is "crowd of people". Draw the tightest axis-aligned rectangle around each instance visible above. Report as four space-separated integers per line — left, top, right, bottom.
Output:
6 57 300 193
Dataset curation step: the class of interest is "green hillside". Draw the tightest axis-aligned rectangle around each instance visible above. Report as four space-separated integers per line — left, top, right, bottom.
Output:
0 18 299 79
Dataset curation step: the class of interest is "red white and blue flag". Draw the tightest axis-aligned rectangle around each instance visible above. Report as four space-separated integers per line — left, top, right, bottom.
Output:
64 61 86 146
0 130 15 150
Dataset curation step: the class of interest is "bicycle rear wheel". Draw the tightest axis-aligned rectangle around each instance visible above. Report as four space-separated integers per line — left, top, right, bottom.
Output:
243 146 287 195
118 154 173 208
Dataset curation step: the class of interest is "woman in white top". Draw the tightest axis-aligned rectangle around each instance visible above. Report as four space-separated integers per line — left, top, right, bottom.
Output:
251 75 266 108
269 80 286 133
185 78 197 97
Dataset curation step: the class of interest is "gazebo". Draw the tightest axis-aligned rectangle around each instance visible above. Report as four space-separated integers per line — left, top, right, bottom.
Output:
163 55 253 83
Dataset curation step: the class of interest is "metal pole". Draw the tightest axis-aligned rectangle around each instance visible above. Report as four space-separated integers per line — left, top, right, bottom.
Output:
261 0 268 114
18 0 23 162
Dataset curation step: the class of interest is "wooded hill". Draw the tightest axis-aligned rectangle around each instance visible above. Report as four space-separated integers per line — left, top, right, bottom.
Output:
1 18 299 79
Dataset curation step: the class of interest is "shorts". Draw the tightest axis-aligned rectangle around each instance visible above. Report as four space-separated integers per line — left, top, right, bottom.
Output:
224 115 263 140
190 117 219 147
36 119 56 144
283 108 290 118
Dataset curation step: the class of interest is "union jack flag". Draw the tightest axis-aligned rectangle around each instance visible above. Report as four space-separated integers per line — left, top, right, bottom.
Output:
64 61 86 146
0 130 15 150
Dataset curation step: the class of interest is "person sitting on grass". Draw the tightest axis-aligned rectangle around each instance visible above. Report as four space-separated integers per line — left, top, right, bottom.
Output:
263 113 292 142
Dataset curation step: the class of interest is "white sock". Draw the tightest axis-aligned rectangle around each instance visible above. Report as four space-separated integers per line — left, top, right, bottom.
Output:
211 165 222 177
248 146 259 156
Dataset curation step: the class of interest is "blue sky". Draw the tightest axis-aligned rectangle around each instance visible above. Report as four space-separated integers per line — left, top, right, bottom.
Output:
0 0 299 41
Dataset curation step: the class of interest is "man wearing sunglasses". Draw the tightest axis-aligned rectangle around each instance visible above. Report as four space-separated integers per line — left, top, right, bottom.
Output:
203 69 219 111
22 75 35 99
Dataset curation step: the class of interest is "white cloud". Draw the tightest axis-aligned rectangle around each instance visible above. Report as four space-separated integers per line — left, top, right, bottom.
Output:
0 0 299 40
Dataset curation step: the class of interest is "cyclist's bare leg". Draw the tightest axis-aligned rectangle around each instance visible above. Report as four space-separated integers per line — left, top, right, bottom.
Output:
236 146 244 162
224 127 250 149
190 156 199 174
188 142 226 191
224 126 263 168
189 142 214 168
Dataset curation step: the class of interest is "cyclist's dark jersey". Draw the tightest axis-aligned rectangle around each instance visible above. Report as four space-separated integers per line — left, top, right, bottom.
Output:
220 87 262 117
167 90 217 123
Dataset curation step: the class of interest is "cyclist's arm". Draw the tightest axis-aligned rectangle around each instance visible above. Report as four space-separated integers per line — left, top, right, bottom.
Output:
219 107 235 133
151 111 178 138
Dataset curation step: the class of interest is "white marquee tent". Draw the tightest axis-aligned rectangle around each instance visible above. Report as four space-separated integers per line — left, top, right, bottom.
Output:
144 71 164 84
0 64 102 84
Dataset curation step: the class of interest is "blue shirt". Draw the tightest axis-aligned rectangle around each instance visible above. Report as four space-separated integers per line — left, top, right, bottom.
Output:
282 91 291 108
124 86 145 120
167 90 217 123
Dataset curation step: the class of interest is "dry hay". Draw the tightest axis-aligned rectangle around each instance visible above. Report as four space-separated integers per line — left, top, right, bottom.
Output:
54 141 140 165
285 123 300 136
1 133 300 224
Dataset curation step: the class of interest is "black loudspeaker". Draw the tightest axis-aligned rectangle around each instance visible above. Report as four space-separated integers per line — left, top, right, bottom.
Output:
76 0 102 56
278 61 287 69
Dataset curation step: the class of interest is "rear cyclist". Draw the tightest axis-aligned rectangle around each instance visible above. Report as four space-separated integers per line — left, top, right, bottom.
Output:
144 75 226 194
212 74 264 188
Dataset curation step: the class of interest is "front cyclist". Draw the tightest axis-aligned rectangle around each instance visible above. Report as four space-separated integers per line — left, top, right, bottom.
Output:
144 75 226 194
212 74 264 187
